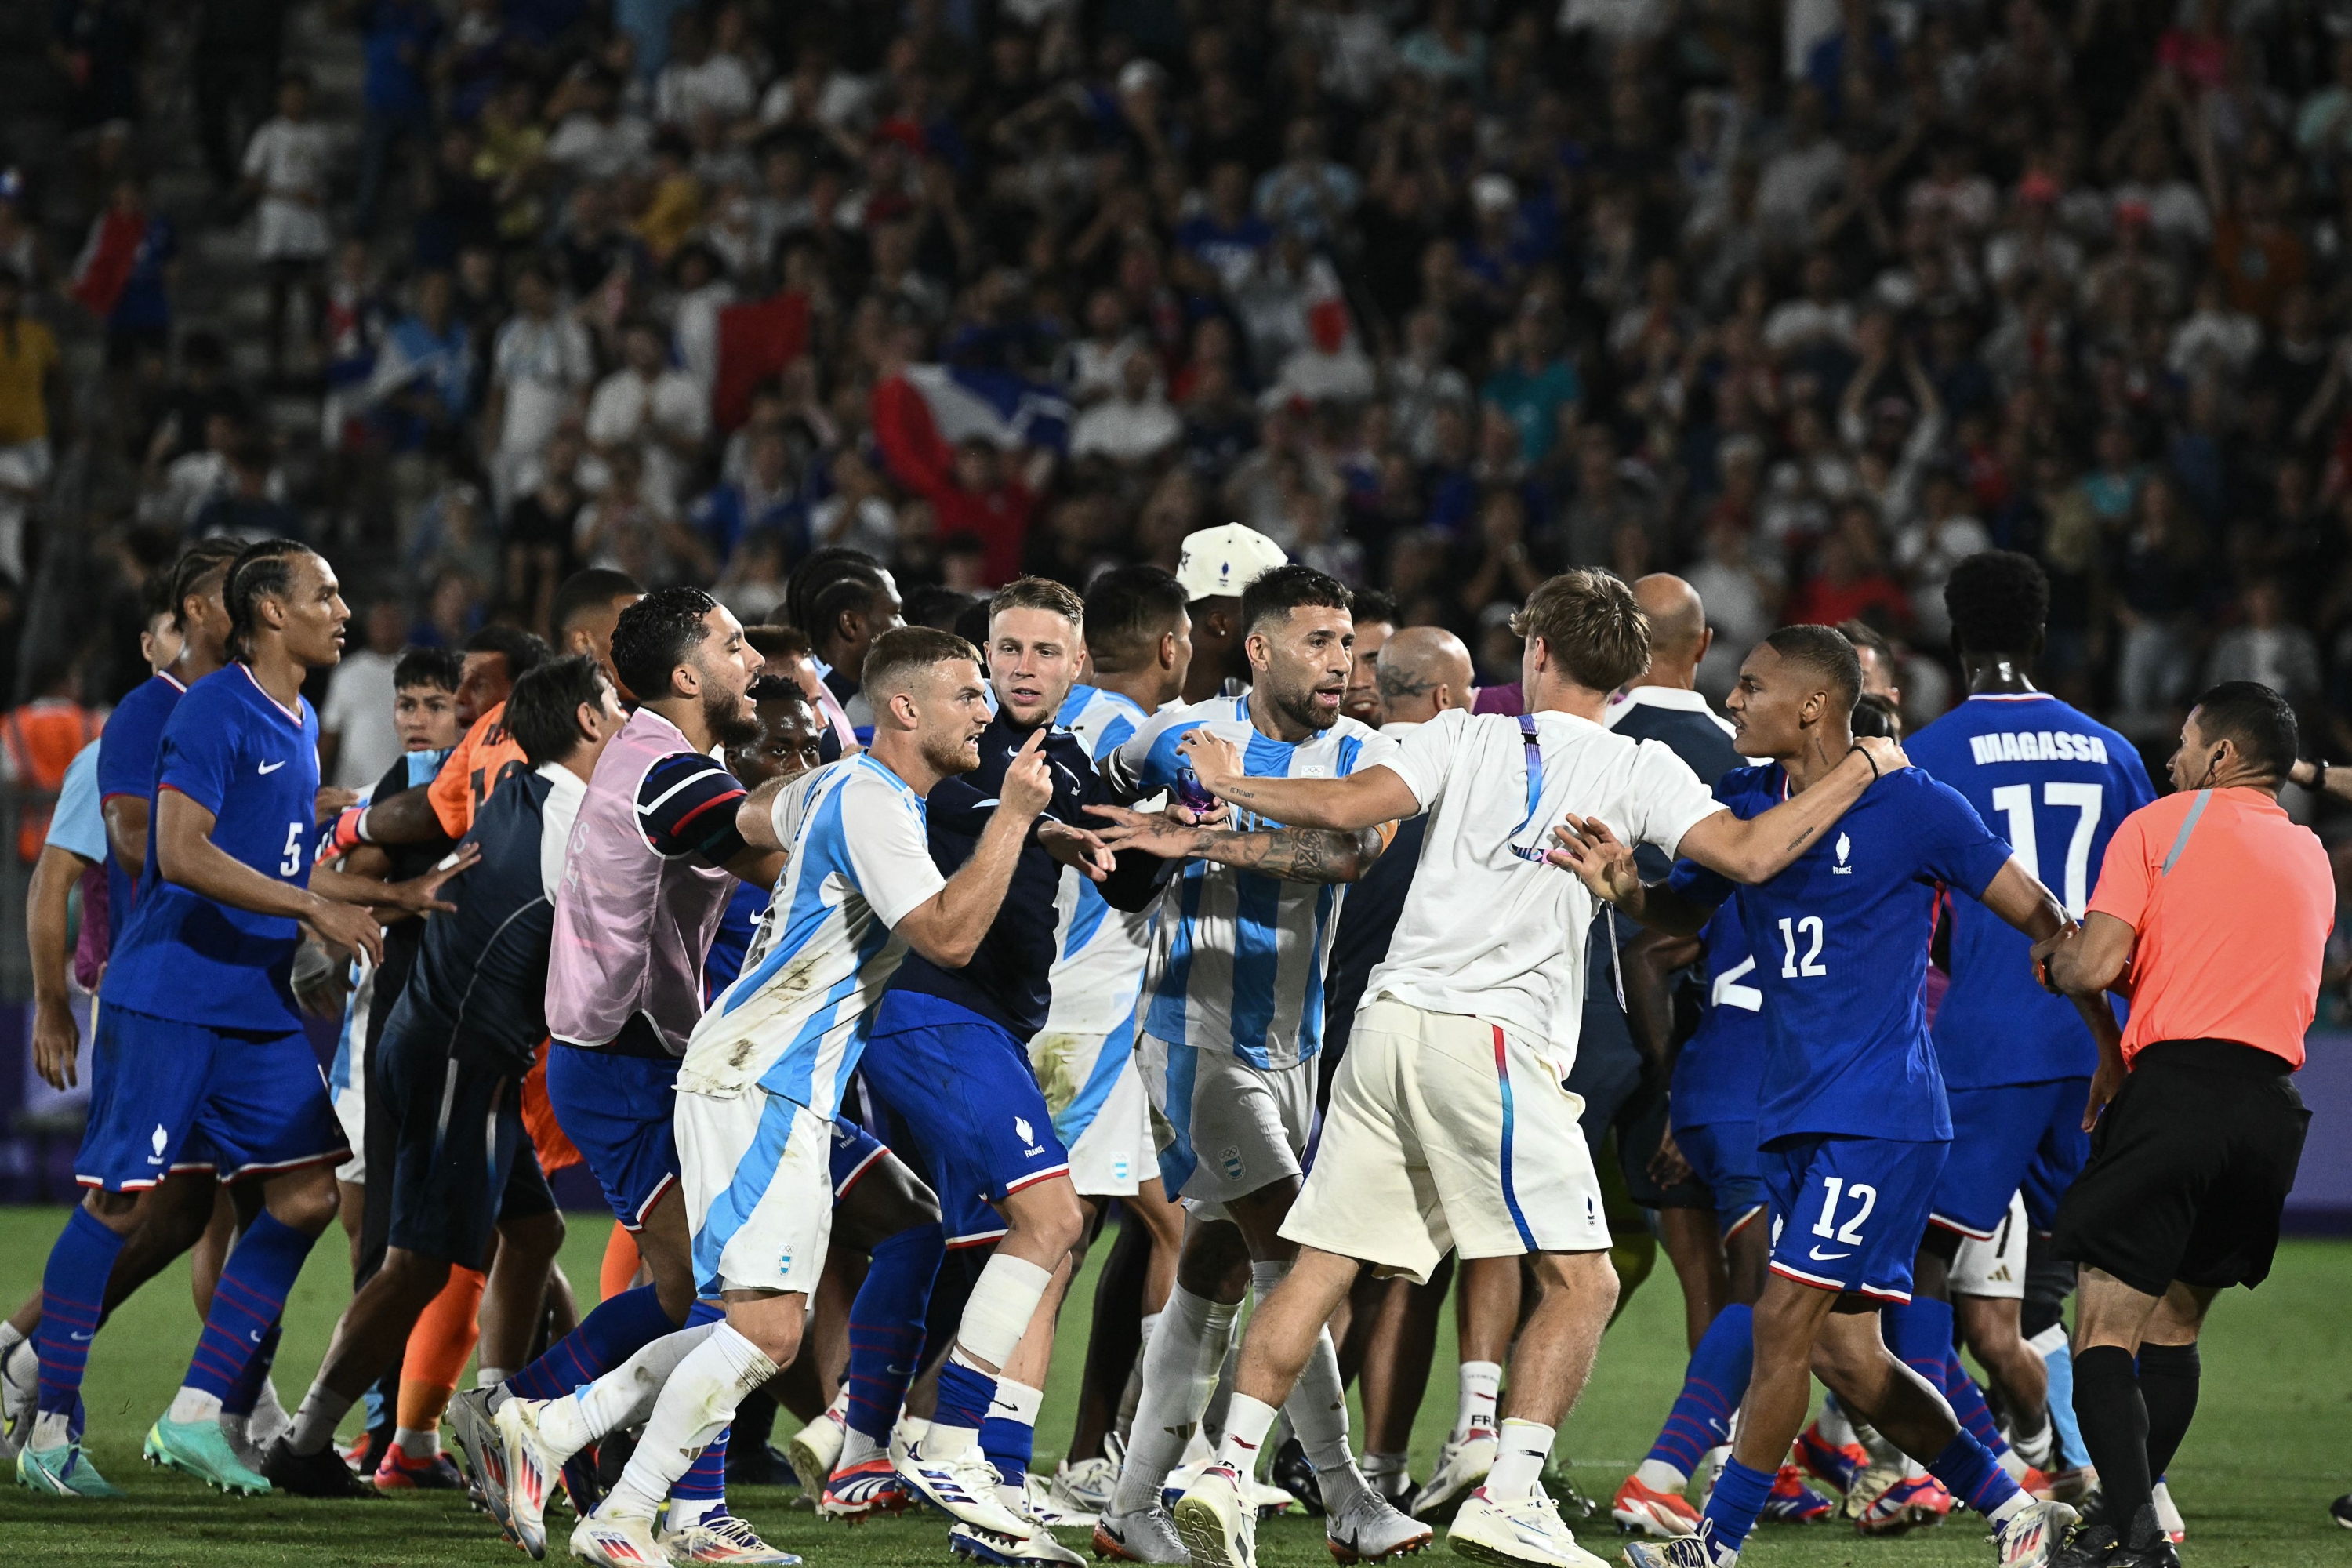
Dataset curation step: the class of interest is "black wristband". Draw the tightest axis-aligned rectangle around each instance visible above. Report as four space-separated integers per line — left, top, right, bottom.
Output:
1851 742 1880 782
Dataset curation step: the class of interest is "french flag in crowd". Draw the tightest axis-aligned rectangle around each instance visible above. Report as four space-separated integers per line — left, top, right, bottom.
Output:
873 364 1072 461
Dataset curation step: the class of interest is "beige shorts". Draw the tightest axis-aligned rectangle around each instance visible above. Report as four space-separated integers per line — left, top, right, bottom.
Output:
1283 996 1612 1284
1136 1031 1314 1218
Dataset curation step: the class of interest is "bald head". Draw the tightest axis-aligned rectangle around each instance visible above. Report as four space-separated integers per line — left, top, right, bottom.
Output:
1376 626 1475 725
1631 574 1711 689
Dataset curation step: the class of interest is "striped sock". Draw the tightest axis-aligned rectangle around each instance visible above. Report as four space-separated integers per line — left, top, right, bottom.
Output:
221 1320 281 1419
1645 1303 1751 1479
181 1212 313 1405
34 1207 125 1424
844 1222 942 1446
503 1283 673 1400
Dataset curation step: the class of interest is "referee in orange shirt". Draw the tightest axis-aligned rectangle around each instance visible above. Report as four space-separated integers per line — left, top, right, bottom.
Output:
2032 681 2332 1567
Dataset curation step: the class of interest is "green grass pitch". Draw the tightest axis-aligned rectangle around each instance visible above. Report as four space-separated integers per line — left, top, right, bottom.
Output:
2 1207 2348 1566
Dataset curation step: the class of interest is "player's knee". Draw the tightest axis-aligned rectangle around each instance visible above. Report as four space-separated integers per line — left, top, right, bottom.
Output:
499 1207 565 1262
1011 1181 1086 1259
264 1167 340 1235
379 1247 452 1304
80 1187 142 1232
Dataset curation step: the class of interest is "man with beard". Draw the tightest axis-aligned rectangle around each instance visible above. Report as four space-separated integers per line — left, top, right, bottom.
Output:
1082 565 1428 1566
447 588 791 1564
516 627 1058 1567
862 578 1167 1563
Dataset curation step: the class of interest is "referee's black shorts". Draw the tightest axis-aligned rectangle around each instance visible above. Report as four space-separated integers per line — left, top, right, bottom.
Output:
2053 1038 2310 1298
378 1025 557 1270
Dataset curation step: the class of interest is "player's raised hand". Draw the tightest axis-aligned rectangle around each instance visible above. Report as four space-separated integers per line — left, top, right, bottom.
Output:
1083 802 1200 858
1855 734 1909 775
1001 726 1055 819
387 840 482 916
1039 820 1117 882
1176 729 1247 794
1546 815 1642 903
305 898 386 966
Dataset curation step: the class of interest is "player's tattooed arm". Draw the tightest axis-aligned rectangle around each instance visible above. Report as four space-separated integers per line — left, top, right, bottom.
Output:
1084 803 1392 883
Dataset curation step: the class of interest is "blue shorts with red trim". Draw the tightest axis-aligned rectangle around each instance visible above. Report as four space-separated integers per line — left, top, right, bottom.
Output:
1762 1133 1947 1304
544 1042 680 1231
1930 1079 2092 1237
76 1004 344 1192
863 990 1068 1247
829 1114 888 1196
1675 1119 1769 1240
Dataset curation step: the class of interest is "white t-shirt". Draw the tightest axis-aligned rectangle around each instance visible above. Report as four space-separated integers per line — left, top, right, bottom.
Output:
320 649 401 789
492 314 597 458
243 118 333 260
1367 708 1725 1067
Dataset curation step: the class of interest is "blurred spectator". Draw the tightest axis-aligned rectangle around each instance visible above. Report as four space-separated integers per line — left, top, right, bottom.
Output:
242 71 332 376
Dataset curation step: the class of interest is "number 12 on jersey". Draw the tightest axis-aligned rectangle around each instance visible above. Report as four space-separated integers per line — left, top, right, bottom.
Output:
1778 915 1826 977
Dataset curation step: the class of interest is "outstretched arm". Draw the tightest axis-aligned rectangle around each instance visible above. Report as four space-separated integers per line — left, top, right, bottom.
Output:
1991 865 2131 1128
1085 804 1392 884
1177 731 1421 830
1547 819 1720 936
1672 737 1906 884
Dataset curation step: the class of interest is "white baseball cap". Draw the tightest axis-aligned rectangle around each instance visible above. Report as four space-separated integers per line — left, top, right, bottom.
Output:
1175 523 1290 601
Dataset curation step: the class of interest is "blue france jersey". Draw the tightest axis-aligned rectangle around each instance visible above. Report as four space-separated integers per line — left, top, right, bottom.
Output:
104 665 323 1032
1907 692 2155 1088
1666 898 1768 1130
1104 695 1400 1069
680 756 946 1118
94 670 187 945
1673 765 2013 1145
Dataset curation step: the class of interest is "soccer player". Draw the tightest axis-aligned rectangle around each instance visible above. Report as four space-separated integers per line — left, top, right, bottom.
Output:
1029 565 1192 1517
20 541 461 1498
855 577 1165 1562
2032 683 2330 1568
1152 572 1893 1568
262 656 625 1496
1559 625 2085 1568
1082 565 1425 1566
544 626 1056 1567
448 586 786 1563
1896 552 2154 1507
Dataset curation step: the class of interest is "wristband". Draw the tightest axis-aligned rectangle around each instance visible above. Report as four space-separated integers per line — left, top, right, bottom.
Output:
1850 743 1880 782
329 804 372 856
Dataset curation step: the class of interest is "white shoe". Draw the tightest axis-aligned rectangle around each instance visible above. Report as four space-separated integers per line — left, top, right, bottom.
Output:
662 1513 803 1564
0 1341 34 1464
1446 1488 1608 1568
499 1396 578 1561
1325 1479 1435 1561
1171 1463 1258 1568
1160 1457 1209 1510
896 1440 1038 1537
248 1377 291 1452
2150 1480 2185 1544
1025 1471 1098 1527
786 1408 845 1490
1093 1504 1189 1563
1993 1498 2078 1568
1406 1431 1497 1519
951 1513 1087 1566
1051 1454 1118 1515
572 1507 671 1566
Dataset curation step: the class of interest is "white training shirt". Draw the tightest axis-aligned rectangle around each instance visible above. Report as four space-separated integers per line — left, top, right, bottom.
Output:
1043 684 1157 1036
1368 707 1725 1070
1103 695 1400 1069
678 756 945 1116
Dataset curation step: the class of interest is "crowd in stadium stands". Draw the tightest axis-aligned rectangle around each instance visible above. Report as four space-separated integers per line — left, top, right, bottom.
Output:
6 0 2352 768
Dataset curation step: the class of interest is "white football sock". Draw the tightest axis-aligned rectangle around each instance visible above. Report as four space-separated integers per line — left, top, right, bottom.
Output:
539 1324 717 1457
394 1425 439 1460
1455 1359 1503 1442
168 1387 223 1425
1214 1392 1279 1472
474 1366 510 1390
285 1385 354 1457
1249 1258 1363 1512
1634 1458 1689 1492
1110 1283 1240 1515
2010 1416 2054 1468
604 1323 778 1521
1816 1396 1858 1448
1484 1418 1553 1501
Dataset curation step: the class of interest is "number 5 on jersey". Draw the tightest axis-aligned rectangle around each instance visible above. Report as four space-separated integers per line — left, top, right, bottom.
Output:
1778 915 1826 977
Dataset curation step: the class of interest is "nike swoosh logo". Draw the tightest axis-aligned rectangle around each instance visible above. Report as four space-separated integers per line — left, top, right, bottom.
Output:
248 1329 265 1344
68 1331 92 1342
258 760 286 775
1808 1247 1852 1261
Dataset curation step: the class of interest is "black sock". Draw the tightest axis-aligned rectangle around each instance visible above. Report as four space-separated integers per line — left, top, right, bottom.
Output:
2136 1341 2201 1483
2073 1345 2151 1531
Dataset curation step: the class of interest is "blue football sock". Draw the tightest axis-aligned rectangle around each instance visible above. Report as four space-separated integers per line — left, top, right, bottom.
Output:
845 1222 943 1443
222 1319 281 1419
1926 1430 2020 1517
1646 1302 1751 1478
1882 1296 1957 1393
980 1382 1040 1489
1944 1355 2011 1457
932 1355 997 1436
184 1211 313 1402
1698 1457 1777 1554
671 1298 732 1515
2042 1338 2087 1469
34 1207 127 1421
504 1283 673 1399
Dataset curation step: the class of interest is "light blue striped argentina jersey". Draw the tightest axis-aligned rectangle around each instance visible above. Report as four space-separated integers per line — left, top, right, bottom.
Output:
1104 694 1399 1069
678 755 946 1116
1043 683 1157 1036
